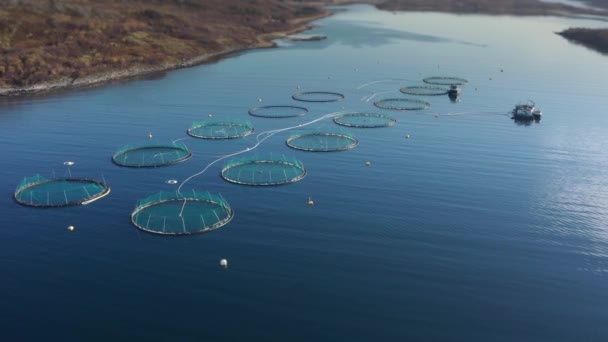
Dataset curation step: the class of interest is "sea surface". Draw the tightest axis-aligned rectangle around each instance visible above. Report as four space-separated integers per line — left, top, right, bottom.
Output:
1 5 608 341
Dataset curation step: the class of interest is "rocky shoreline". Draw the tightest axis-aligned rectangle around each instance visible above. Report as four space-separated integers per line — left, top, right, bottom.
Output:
0 12 329 97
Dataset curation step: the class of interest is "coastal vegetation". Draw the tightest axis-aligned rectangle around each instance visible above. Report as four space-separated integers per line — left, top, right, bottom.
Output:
1 0 607 95
0 0 326 94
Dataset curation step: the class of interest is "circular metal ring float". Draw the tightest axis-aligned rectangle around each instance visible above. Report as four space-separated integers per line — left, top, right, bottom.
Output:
14 175 111 207
286 132 358 152
373 98 431 111
112 142 192 168
187 120 254 139
291 91 345 103
130 190 233 235
422 77 468 86
400 86 449 96
333 112 396 128
221 155 306 186
248 105 309 118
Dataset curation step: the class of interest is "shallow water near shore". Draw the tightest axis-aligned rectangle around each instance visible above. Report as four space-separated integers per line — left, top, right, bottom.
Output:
2 4 608 341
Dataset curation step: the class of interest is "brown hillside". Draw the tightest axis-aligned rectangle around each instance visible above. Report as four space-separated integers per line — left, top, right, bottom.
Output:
0 0 326 90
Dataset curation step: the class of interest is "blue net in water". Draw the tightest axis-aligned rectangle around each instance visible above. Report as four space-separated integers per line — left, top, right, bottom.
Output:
221 154 306 186
112 141 192 168
131 190 233 235
14 174 110 207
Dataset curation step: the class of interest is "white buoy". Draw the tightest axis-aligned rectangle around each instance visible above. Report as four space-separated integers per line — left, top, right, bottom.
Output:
220 259 228 268
148 132 153 139
67 225 75 231
258 98 263 102
365 161 371 166
208 114 213 118
63 161 75 166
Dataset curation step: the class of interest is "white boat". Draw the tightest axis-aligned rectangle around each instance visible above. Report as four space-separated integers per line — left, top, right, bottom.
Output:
512 101 542 120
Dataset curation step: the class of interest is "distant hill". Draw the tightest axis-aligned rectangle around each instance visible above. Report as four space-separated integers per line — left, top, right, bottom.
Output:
0 0 326 94
376 0 604 15
558 28 608 55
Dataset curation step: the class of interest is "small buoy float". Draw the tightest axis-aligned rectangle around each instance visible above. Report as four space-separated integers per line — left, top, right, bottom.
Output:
67 225 75 231
365 161 371 166
434 114 439 118
405 134 411 139
296 85 301 89
148 132 153 139
220 259 228 268
208 114 213 118
501 68 504 72
308 197 314 206
166 179 178 185
257 98 263 102
63 161 75 166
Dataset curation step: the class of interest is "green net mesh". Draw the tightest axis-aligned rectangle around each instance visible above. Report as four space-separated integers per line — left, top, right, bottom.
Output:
333 112 396 128
131 190 234 235
286 131 358 152
291 91 345 102
400 86 449 96
221 154 306 186
422 76 468 86
14 174 111 207
187 119 254 139
373 98 431 111
112 141 192 168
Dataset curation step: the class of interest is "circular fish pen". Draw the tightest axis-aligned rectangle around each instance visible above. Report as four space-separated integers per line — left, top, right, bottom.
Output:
112 142 192 168
292 91 345 103
400 86 449 96
221 155 306 186
423 77 468 86
333 112 396 128
187 119 254 139
131 191 233 235
286 132 358 152
14 174 110 207
374 98 431 111
248 105 309 118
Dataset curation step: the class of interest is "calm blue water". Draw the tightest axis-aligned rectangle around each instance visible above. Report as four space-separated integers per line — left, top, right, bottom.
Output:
2 5 608 341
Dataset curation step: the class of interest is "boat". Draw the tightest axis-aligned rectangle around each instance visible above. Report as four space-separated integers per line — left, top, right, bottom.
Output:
448 85 461 98
512 101 542 121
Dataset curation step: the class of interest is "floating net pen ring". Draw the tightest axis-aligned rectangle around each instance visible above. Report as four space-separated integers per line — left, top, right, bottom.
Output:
373 98 431 111
130 191 234 235
14 175 111 207
187 120 254 139
248 105 309 118
286 132 358 152
221 157 306 186
333 113 396 128
112 143 192 168
291 91 345 103
422 77 468 86
400 86 449 96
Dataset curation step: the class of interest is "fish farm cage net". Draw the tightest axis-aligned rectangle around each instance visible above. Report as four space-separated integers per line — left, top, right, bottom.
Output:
333 112 396 128
187 119 254 139
131 190 234 235
400 86 449 96
112 141 192 168
286 131 358 152
248 105 309 118
373 98 431 111
14 174 110 207
422 77 468 86
292 91 345 103
221 154 306 186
